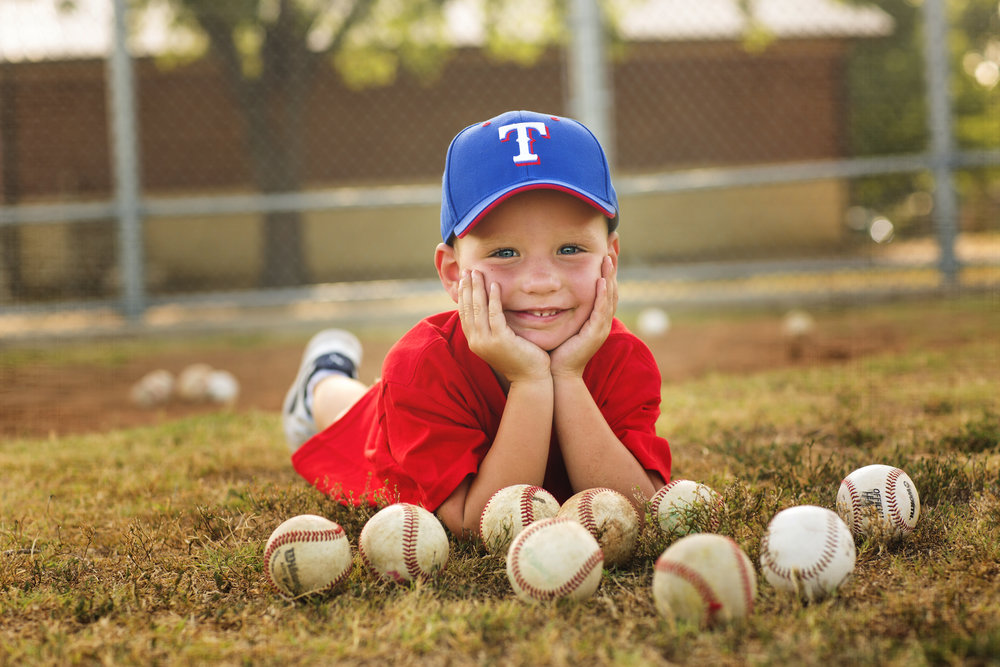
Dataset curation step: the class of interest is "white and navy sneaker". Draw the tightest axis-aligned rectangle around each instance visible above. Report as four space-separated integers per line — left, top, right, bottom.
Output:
282 329 363 451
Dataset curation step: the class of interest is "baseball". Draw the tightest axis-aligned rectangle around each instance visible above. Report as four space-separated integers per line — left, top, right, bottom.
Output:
505 516 604 603
480 484 560 554
264 514 353 599
129 369 174 407
176 363 214 402
837 464 920 540
637 307 671 337
781 309 816 339
652 533 756 628
359 503 449 583
759 505 856 601
556 487 640 567
205 369 240 405
649 479 723 537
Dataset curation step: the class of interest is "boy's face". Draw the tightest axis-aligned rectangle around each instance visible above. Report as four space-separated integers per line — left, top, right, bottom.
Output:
438 189 619 352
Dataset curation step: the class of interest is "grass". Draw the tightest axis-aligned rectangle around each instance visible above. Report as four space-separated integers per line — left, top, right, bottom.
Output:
2 297 999 665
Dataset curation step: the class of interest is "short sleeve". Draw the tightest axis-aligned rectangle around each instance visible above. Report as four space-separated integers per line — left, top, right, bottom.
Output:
586 329 672 484
374 338 504 512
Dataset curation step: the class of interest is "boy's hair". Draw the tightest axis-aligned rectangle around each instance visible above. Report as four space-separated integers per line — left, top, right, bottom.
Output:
440 110 619 245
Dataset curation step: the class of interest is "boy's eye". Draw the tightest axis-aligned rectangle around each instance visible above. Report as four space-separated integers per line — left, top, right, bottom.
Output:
558 245 583 255
491 248 517 259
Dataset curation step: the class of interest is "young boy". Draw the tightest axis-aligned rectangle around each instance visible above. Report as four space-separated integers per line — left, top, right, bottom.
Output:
284 110 671 539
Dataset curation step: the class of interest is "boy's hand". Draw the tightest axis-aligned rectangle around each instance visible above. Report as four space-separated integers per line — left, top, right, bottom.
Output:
458 270 551 384
550 255 618 378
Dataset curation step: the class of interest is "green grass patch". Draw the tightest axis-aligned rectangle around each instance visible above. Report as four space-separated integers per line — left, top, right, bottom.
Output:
2 298 999 665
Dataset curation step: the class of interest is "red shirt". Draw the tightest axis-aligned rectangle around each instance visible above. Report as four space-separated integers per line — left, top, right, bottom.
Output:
291 311 671 510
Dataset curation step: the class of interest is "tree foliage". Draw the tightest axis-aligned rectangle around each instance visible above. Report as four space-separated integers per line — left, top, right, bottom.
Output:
844 0 999 229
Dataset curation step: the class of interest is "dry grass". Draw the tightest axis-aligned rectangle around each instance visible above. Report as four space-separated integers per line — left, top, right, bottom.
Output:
2 297 999 666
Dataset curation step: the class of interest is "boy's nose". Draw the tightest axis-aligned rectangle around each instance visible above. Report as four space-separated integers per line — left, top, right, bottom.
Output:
520 259 560 293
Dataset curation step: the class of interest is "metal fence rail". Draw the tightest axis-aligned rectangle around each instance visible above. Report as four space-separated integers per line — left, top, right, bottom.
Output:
1 0 998 338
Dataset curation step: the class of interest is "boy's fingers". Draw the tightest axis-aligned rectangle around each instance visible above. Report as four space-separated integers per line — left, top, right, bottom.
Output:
470 270 488 329
487 282 505 333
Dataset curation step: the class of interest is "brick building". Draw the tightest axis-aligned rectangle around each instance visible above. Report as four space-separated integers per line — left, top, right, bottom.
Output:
0 0 891 293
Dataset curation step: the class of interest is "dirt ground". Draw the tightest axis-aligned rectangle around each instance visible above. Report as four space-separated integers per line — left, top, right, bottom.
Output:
1 306 934 440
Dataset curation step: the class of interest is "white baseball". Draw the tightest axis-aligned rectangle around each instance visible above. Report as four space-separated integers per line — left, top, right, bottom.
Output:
176 363 214 402
759 505 855 601
650 479 723 537
781 309 816 339
652 533 756 628
556 487 640 567
505 516 604 603
129 369 174 407
264 514 353 599
205 369 240 405
480 484 560 554
359 503 449 583
837 464 920 540
637 307 671 337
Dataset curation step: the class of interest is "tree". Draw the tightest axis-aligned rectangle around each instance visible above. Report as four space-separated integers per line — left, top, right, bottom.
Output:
124 0 600 287
126 0 465 286
844 0 1000 231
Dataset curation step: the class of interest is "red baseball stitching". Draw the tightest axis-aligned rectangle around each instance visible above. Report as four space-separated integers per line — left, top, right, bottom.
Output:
479 487 502 540
521 486 544 527
842 478 862 535
402 504 422 580
650 479 681 517
509 518 603 601
885 468 911 533
656 558 724 627
265 526 348 595
578 488 608 537
709 493 724 531
728 538 754 615
651 481 720 531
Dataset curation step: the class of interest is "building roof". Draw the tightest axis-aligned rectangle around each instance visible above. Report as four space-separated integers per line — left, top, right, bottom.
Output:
0 0 892 63
615 0 894 42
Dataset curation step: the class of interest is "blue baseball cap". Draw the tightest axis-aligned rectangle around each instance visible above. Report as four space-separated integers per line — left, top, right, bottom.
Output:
440 110 619 243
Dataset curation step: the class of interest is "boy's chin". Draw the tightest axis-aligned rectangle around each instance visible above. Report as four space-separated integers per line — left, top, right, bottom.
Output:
517 330 571 353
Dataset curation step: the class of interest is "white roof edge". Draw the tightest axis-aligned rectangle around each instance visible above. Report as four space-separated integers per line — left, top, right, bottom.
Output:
0 0 893 63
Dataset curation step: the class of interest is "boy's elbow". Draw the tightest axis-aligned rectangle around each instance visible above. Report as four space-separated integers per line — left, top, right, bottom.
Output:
435 506 478 541
434 478 479 541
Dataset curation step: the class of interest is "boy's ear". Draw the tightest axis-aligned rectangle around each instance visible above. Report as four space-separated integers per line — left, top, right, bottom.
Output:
608 231 620 270
434 242 462 304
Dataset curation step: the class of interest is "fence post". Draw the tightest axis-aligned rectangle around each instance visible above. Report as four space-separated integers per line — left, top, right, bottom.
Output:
921 0 960 288
107 0 145 319
568 0 615 165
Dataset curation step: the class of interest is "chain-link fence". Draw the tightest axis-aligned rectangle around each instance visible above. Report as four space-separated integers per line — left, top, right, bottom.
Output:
1 0 998 337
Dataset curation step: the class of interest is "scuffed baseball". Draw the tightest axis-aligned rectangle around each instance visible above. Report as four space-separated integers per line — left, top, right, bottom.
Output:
176 363 214 402
637 307 671 337
129 369 174 407
759 505 855 601
505 516 604 603
837 464 920 540
650 479 723 537
205 369 240 405
359 503 449 583
264 514 353 599
653 533 756 628
480 484 560 554
556 487 640 567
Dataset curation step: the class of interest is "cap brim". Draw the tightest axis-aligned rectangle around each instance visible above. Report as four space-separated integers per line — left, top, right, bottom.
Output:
453 182 618 239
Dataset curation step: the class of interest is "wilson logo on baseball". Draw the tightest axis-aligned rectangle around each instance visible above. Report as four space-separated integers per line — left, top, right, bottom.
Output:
836 464 920 541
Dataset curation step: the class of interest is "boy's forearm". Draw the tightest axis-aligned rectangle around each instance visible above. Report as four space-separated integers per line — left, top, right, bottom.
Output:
442 377 554 537
552 375 658 512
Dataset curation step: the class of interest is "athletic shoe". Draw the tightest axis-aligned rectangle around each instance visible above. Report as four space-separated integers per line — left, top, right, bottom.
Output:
282 329 362 450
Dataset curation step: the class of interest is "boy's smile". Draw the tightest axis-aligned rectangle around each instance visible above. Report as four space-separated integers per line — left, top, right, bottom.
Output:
444 189 619 352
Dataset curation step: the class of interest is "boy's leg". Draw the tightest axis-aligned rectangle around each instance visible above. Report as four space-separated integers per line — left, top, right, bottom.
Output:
283 329 364 452
312 375 368 431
